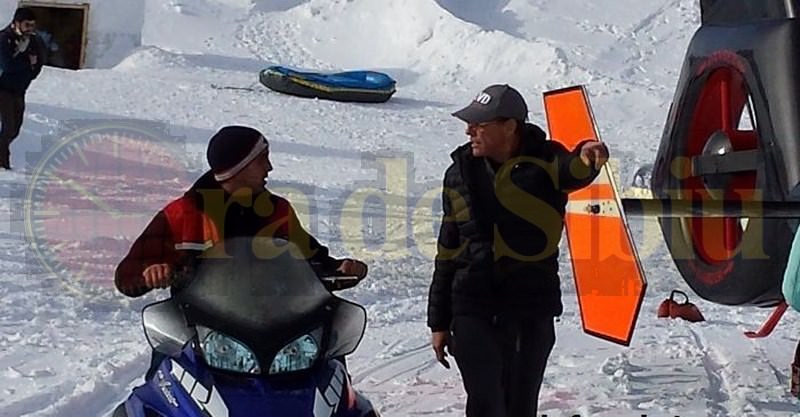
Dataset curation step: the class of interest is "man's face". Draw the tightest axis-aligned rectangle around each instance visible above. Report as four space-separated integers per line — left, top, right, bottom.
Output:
14 20 36 36
465 119 513 159
235 149 273 193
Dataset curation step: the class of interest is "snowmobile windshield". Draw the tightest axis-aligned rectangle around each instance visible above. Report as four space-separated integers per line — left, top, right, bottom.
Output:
173 237 366 372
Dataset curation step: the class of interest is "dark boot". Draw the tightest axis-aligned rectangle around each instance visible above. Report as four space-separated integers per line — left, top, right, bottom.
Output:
0 145 9 169
0 90 25 170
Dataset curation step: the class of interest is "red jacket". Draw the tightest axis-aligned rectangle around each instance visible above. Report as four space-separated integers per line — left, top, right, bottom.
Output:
115 171 339 297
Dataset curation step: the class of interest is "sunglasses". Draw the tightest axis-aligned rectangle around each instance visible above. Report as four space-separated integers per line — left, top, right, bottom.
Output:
468 118 511 129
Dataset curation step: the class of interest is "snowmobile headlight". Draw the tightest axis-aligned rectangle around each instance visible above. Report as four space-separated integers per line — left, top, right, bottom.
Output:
269 328 322 375
197 326 261 374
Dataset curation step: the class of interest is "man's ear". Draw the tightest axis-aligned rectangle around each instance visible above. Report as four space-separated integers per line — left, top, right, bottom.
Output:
504 119 517 136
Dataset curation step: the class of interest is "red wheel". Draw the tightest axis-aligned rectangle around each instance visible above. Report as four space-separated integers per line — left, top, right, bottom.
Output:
654 62 789 306
681 67 757 285
651 18 800 307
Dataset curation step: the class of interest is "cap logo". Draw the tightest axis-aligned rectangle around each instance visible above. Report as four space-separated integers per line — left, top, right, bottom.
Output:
475 92 492 105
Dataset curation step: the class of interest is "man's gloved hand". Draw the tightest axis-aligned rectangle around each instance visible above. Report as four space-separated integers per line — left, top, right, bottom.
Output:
143 263 175 289
337 258 368 279
431 330 451 369
579 140 609 170
13 36 29 57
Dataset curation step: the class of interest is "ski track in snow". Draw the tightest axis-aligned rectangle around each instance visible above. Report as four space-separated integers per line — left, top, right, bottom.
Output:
687 328 730 415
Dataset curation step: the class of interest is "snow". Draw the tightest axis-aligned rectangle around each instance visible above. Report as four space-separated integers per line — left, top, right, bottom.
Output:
1 0 799 416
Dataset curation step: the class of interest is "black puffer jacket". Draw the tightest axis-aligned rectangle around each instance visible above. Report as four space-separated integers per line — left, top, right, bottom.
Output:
0 26 44 96
427 123 601 331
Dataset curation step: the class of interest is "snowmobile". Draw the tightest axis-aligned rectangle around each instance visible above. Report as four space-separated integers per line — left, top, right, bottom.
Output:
110 237 380 417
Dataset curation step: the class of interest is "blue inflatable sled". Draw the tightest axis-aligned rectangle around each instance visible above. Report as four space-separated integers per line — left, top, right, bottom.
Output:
259 65 396 103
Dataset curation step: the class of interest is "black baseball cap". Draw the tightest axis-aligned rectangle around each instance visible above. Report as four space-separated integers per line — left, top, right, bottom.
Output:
452 84 528 124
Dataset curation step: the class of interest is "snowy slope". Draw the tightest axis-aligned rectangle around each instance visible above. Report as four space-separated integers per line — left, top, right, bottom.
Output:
1 0 799 416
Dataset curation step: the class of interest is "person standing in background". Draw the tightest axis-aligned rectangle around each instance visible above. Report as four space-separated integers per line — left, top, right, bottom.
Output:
0 7 44 169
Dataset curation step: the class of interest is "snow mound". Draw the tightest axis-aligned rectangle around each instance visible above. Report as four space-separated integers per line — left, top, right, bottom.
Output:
113 46 193 71
237 0 591 97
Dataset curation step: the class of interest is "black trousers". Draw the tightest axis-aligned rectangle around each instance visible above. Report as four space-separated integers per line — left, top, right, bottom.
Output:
451 315 555 417
0 90 24 168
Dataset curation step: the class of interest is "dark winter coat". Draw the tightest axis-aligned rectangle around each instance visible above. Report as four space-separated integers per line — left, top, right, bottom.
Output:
0 25 43 96
115 171 342 297
427 123 601 331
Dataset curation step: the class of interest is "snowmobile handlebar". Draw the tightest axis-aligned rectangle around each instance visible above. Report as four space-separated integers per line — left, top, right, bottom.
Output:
166 259 362 294
310 260 362 291
319 275 361 291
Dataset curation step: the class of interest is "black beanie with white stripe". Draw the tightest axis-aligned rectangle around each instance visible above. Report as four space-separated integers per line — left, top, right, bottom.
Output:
206 125 268 182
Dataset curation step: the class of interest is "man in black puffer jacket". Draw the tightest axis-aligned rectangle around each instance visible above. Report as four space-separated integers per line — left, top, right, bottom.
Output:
0 7 44 169
427 84 609 417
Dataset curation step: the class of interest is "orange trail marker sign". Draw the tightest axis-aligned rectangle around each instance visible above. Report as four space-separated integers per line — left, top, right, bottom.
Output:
543 85 647 346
